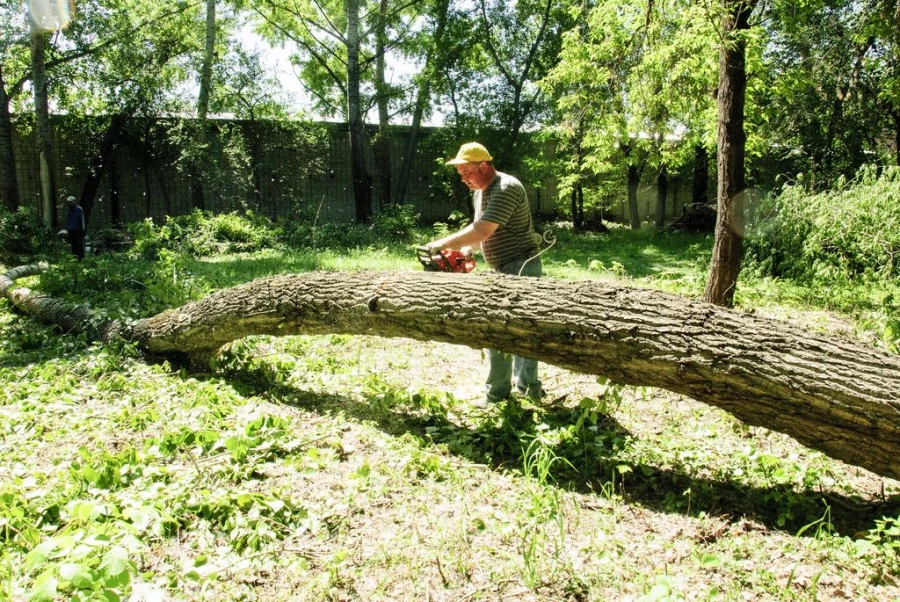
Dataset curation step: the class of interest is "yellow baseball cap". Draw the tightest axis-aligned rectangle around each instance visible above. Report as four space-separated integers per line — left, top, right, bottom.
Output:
446 142 493 165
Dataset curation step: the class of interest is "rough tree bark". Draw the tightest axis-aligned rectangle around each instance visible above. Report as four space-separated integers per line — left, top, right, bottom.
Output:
30 29 57 230
692 144 709 206
395 0 451 206
373 0 392 210
79 111 131 220
0 66 20 212
622 144 641 230
346 0 373 223
704 0 758 307
4 265 900 481
190 0 217 212
655 164 667 230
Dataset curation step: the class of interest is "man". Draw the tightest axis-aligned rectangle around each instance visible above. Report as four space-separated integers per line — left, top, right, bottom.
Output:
427 142 544 405
65 196 86 260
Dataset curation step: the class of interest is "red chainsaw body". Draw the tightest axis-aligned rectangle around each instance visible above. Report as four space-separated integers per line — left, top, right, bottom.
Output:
416 246 476 273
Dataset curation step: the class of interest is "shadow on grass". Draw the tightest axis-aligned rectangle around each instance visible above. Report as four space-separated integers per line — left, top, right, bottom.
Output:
186 246 421 291
0 307 93 369
227 374 899 539
546 227 712 281
187 251 325 290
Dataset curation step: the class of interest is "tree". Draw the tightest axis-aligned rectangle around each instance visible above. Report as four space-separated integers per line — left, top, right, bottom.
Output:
541 0 719 230
0 0 68 215
703 0 758 307
758 0 900 186
64 2 206 219
213 45 330 213
345 0 373 222
249 0 421 222
538 2 632 228
0 5 27 211
372 0 392 208
29 26 58 230
654 161 666 230
4 263 900 481
0 1 207 224
0 64 21 211
394 0 451 206
474 0 562 155
191 0 219 211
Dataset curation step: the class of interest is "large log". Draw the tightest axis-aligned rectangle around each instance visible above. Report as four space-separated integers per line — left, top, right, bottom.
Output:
5 267 900 480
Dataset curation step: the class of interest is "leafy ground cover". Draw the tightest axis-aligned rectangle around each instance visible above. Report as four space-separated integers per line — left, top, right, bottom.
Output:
1 222 899 601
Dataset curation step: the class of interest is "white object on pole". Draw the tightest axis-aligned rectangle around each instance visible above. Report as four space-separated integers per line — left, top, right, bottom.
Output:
28 0 73 31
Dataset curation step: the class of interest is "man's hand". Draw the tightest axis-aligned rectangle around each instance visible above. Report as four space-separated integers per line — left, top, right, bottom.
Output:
425 220 497 254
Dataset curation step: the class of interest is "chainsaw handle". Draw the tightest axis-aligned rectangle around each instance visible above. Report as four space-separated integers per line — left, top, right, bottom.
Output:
416 245 476 273
417 245 448 271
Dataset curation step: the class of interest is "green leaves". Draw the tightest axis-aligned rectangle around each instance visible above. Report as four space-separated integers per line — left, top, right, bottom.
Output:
59 562 94 589
24 536 135 601
28 569 57 602
99 546 131 584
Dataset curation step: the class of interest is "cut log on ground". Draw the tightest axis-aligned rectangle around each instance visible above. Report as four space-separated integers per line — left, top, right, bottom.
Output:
4 266 900 481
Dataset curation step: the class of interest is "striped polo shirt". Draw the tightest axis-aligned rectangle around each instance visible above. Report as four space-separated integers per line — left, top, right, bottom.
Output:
475 171 539 270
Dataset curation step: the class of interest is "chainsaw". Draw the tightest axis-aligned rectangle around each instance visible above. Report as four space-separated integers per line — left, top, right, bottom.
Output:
416 245 476 273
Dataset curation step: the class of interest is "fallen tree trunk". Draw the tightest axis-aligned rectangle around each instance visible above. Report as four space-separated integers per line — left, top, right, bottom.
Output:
4 266 900 481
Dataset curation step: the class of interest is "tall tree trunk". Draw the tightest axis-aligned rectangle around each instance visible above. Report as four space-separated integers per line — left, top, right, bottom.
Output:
142 120 154 219
79 112 130 220
192 0 217 211
396 0 451 206
655 164 667 230
373 0 392 210
704 0 757 307
479 0 554 155
572 138 585 230
109 154 121 226
0 67 20 211
6 267 900 481
692 144 709 205
30 29 57 230
627 164 640 229
622 144 641 229
894 109 899 166
571 182 584 231
347 0 372 223
248 125 264 212
670 174 678 217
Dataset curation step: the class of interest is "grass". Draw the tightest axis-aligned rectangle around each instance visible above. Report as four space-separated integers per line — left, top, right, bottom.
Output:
1 224 899 601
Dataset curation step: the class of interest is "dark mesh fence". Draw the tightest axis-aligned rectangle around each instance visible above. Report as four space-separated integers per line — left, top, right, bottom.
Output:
9 116 561 230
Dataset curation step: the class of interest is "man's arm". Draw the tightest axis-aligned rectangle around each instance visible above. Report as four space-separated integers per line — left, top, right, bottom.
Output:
427 219 499 251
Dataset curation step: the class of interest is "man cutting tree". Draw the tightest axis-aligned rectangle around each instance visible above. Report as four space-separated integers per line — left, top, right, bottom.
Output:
426 142 545 406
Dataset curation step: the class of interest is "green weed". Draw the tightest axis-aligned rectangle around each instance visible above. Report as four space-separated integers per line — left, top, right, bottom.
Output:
747 165 900 280
3 215 900 600
856 515 900 577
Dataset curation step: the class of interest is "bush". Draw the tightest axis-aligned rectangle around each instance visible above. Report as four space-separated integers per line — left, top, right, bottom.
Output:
369 203 421 242
276 217 372 250
128 210 277 260
0 206 60 264
746 165 900 280
277 203 426 250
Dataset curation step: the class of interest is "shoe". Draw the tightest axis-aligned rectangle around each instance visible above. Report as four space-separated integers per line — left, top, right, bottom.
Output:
516 386 546 401
470 397 489 409
473 393 510 408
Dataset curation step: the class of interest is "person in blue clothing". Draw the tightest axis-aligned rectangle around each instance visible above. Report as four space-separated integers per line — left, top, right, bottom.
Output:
65 196 86 259
426 142 544 405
